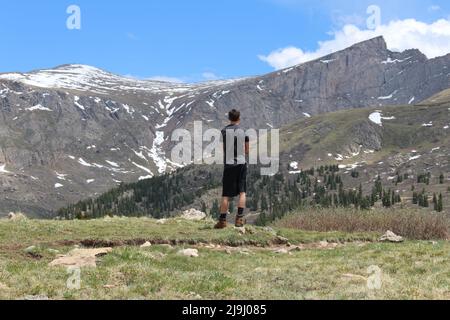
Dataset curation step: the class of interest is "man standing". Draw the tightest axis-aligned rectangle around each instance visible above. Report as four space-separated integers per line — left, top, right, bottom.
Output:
214 109 250 229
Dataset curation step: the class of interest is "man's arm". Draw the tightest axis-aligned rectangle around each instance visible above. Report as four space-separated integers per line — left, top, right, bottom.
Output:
245 137 250 155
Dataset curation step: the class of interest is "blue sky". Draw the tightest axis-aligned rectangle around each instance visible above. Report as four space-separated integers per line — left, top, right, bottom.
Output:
0 0 449 82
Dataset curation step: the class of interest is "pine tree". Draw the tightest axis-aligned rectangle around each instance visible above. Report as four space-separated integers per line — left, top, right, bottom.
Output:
412 191 418 204
437 193 444 212
433 193 438 211
261 196 268 212
210 199 220 218
256 211 267 226
424 194 429 208
201 202 207 214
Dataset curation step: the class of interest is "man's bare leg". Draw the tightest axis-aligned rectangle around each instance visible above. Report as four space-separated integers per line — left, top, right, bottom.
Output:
238 193 246 209
220 197 230 214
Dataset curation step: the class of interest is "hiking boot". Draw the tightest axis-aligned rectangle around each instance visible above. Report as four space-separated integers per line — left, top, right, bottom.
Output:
235 216 246 228
214 219 227 229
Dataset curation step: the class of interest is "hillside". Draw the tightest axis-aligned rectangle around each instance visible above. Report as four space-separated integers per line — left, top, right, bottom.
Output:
57 98 450 221
1 214 450 300
1 36 450 217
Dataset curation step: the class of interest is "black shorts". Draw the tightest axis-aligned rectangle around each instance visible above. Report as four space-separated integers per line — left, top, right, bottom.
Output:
222 164 247 198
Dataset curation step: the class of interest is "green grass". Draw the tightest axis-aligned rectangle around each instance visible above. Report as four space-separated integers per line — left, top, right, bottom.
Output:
0 217 377 248
1 217 450 300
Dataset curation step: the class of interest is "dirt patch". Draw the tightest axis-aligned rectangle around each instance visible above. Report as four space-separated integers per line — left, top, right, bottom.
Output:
76 238 268 248
49 248 112 268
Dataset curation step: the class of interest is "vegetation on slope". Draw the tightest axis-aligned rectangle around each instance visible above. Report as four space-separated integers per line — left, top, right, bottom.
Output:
57 102 449 221
273 208 450 240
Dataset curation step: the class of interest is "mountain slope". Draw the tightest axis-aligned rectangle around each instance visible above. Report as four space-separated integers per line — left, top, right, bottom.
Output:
57 98 450 221
1 36 450 217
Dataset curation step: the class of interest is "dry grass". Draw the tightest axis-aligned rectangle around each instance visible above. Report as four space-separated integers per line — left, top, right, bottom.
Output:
273 208 450 240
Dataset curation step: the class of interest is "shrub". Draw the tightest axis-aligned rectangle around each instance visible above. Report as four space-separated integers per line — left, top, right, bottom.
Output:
273 208 449 240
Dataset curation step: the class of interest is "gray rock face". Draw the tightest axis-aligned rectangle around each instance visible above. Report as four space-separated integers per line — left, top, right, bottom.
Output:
0 36 449 217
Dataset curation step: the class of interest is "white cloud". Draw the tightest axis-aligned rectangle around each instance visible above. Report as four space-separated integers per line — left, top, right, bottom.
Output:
258 47 312 70
259 18 450 70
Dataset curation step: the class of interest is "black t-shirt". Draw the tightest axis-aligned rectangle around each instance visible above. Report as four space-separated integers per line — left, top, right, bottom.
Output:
221 124 249 167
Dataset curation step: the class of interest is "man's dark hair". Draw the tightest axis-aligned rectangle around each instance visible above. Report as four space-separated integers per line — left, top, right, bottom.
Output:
228 109 241 122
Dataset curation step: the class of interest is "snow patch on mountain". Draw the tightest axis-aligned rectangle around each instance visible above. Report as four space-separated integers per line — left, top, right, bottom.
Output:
132 161 153 176
74 96 86 111
369 111 396 126
320 59 336 64
0 64 245 95
55 172 68 181
26 104 52 111
105 160 119 167
78 158 93 167
149 132 167 174
0 164 11 174
138 175 153 181
381 57 411 64
378 90 398 100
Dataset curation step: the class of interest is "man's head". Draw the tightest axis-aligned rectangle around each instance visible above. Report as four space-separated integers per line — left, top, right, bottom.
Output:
228 109 241 123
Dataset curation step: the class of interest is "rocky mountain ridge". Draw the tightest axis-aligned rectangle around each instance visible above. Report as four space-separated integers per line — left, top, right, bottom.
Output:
1 36 450 217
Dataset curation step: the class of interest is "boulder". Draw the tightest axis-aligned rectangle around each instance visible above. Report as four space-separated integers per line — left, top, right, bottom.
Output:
319 241 329 248
180 209 206 221
263 227 277 236
24 246 37 253
140 241 152 248
7 212 27 221
290 245 304 251
177 248 199 257
274 236 289 245
49 247 112 268
379 231 404 243
235 226 246 235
